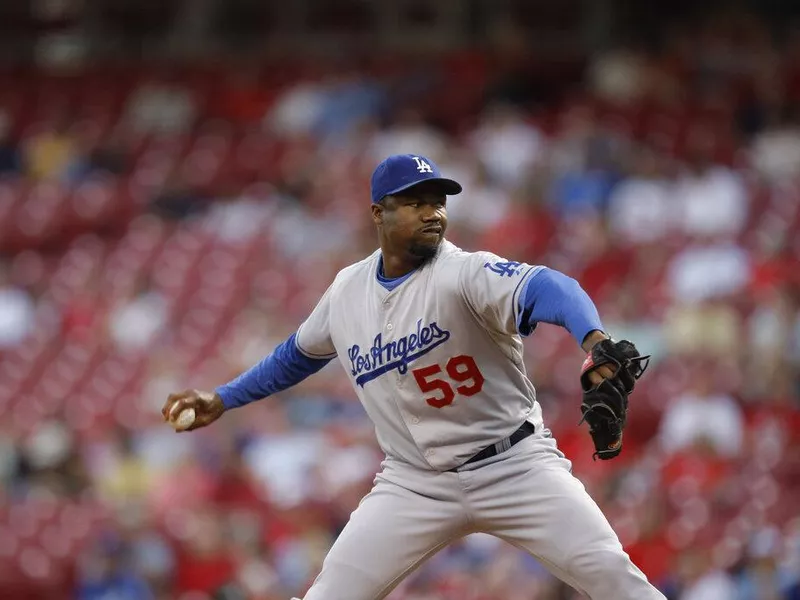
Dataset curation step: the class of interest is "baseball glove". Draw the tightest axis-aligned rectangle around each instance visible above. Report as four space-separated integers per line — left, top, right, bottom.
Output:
579 339 650 460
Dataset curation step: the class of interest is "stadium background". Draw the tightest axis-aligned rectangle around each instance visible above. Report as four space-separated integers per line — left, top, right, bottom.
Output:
0 0 799 598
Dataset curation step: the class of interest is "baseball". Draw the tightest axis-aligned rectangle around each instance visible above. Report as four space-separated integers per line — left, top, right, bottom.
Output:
171 407 196 431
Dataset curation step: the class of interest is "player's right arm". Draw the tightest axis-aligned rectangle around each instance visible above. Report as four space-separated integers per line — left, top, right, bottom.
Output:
161 281 338 431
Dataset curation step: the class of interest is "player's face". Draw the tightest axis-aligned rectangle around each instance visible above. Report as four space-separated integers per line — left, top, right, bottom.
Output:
374 182 448 260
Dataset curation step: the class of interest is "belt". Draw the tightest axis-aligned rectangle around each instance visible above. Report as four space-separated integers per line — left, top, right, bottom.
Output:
447 421 536 472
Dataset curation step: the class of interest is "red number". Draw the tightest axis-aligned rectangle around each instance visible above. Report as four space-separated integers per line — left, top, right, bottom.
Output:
411 355 485 409
446 355 485 396
413 364 456 408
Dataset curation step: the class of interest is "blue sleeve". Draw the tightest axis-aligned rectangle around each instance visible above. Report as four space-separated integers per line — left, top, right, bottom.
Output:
516 268 604 345
215 332 333 410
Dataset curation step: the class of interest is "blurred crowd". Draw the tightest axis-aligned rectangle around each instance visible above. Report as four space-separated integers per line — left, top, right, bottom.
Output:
1 9 800 600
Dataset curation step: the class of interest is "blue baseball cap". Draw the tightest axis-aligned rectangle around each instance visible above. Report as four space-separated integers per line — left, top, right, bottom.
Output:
370 154 462 204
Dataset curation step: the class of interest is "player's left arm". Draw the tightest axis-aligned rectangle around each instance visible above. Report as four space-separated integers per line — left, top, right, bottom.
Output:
516 267 605 347
459 253 630 359
519 267 650 459
459 253 606 348
518 267 648 378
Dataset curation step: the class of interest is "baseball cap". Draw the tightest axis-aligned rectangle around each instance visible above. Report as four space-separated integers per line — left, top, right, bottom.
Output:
370 154 462 204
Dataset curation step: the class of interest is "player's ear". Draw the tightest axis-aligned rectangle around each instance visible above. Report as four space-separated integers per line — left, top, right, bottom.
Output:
371 202 384 225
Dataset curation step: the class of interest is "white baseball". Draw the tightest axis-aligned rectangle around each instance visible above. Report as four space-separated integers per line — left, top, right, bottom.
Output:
171 407 196 431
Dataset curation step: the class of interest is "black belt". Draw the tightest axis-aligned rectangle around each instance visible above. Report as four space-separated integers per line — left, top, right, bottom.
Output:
448 421 536 472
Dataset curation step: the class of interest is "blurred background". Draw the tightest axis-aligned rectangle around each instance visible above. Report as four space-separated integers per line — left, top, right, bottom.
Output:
0 0 799 599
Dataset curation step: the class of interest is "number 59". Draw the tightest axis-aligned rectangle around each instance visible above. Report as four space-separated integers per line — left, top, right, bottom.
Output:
411 355 485 408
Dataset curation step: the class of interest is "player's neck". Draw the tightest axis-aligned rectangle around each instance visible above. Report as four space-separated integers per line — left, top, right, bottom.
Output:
380 251 424 278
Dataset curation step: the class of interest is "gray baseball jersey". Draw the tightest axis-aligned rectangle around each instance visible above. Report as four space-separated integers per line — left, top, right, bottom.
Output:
296 240 545 471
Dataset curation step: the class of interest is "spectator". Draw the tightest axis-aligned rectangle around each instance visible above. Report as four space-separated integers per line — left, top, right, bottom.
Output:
470 102 545 189
314 69 386 141
95 428 153 505
128 527 176 599
663 299 743 357
0 264 36 348
242 421 329 510
66 129 130 183
750 105 800 183
174 509 237 595
658 367 745 458
483 17 541 108
61 275 105 342
735 527 796 600
84 131 129 176
587 46 648 106
675 549 738 600
478 178 556 262
666 240 752 303
23 113 77 181
674 129 748 239
107 279 167 352
265 79 329 137
607 146 676 246
745 286 800 397
20 418 85 494
549 104 608 176
203 190 277 244
0 426 19 489
149 170 206 220
0 110 20 174
212 68 273 125
124 74 197 134
550 162 617 217
370 107 448 163
441 159 510 238
76 535 154 600
548 111 625 218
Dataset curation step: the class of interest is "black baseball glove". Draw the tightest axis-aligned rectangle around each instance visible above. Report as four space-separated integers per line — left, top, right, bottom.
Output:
579 339 650 460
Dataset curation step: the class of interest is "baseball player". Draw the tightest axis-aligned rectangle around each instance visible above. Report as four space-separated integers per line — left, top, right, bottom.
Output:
162 154 666 599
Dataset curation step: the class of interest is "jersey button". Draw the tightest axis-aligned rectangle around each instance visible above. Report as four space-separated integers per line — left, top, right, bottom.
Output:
411 416 420 424
424 449 434 458
386 323 393 331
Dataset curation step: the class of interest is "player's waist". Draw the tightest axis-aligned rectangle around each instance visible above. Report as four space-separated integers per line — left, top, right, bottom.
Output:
446 420 536 472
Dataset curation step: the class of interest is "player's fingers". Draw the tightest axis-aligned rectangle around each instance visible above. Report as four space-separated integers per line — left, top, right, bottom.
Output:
162 397 180 420
586 364 616 386
163 390 198 420
586 370 605 386
166 389 197 403
161 399 175 420
594 364 617 379
169 400 184 420
166 396 196 422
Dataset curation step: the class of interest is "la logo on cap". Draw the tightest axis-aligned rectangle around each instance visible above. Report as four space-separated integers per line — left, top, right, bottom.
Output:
412 156 433 173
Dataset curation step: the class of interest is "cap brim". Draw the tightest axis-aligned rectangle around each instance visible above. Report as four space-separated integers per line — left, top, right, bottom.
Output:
386 177 463 198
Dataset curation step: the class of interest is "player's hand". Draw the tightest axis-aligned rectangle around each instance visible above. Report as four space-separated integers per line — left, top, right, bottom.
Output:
578 338 650 460
161 389 226 432
586 363 617 386
581 332 618 386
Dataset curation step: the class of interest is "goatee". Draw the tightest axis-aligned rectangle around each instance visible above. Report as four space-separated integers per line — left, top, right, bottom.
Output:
408 240 440 265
